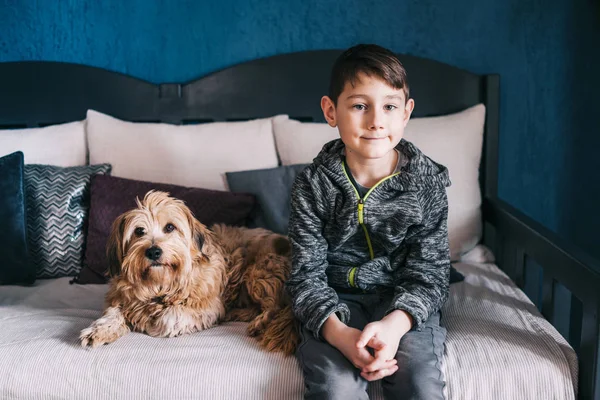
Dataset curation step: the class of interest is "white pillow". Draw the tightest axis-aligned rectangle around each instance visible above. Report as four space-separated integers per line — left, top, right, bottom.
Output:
0 121 87 166
273 115 339 165
272 104 486 260
404 104 486 260
86 110 280 191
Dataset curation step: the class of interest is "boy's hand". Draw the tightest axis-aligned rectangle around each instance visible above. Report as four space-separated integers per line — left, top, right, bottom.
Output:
322 313 397 372
356 309 413 381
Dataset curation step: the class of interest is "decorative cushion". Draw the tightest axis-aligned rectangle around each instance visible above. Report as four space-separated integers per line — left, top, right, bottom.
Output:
272 105 487 261
24 164 112 279
86 110 280 191
0 121 87 166
226 164 309 235
0 152 33 285
75 174 256 284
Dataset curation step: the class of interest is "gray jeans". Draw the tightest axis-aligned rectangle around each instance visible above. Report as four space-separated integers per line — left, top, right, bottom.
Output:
296 292 446 400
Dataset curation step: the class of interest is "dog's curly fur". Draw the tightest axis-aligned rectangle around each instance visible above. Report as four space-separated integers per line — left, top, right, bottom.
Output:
80 191 298 355
214 224 298 355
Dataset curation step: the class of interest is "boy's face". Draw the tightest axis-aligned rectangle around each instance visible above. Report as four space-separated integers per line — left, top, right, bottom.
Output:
321 73 414 162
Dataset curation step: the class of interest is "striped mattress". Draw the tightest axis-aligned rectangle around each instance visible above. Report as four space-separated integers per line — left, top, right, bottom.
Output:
0 258 577 399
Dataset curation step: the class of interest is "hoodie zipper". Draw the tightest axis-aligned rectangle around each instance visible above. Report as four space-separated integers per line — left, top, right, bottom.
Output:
342 161 401 288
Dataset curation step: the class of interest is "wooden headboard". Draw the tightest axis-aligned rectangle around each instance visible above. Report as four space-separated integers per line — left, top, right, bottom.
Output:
0 50 499 198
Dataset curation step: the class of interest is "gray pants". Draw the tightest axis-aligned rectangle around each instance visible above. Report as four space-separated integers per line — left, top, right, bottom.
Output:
296 293 446 400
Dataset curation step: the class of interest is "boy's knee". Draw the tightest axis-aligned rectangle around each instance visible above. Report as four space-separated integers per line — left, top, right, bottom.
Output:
298 332 368 399
383 320 446 399
301 352 367 399
384 340 445 400
304 371 367 400
383 363 444 400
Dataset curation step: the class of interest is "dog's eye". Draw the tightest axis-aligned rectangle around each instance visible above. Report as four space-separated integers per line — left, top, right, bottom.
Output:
134 227 145 237
164 223 176 233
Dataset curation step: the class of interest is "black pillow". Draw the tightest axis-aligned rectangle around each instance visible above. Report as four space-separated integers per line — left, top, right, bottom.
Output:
0 151 34 285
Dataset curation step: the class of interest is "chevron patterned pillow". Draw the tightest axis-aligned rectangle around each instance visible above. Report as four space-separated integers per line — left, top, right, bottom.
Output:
24 164 112 279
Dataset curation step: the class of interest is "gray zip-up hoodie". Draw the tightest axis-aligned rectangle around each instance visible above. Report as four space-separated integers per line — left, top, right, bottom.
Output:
286 138 451 339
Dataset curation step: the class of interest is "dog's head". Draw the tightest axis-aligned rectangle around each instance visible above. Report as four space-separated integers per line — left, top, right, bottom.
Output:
106 191 211 286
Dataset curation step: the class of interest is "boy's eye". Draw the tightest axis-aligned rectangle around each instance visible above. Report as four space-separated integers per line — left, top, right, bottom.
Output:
353 104 366 111
384 104 397 111
134 227 145 237
164 223 176 233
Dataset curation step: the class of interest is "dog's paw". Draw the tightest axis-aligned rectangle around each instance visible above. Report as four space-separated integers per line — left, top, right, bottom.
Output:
80 320 128 348
80 325 114 348
145 306 204 338
80 307 129 348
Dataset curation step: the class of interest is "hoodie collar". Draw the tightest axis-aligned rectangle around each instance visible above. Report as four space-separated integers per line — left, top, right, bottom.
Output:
313 139 451 192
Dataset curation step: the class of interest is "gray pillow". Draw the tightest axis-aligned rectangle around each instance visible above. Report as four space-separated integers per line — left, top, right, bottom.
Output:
226 164 308 234
24 164 111 278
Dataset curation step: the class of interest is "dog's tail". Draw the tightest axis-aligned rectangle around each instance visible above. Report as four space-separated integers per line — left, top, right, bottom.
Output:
260 304 299 356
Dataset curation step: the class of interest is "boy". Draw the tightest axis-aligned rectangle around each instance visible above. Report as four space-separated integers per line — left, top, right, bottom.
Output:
286 44 451 399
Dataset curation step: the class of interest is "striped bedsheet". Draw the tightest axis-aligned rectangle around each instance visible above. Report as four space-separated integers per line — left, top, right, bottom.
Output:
0 259 577 399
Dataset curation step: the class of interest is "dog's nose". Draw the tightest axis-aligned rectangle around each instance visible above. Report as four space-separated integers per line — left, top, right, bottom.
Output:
145 246 162 261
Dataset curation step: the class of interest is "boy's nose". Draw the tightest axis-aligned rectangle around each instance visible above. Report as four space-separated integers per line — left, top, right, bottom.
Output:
368 110 385 130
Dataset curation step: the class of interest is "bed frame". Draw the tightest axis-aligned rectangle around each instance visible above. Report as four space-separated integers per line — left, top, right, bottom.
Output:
0 50 598 399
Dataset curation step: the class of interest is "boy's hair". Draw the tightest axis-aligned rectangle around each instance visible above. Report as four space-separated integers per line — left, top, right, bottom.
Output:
328 44 410 104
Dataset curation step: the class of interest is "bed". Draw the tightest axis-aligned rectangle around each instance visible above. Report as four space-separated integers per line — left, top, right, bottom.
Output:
0 50 597 399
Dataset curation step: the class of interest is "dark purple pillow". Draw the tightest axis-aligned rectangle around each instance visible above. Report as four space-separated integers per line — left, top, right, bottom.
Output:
74 175 255 284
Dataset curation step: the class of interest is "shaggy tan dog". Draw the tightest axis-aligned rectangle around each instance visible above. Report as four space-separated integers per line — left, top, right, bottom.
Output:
80 191 298 355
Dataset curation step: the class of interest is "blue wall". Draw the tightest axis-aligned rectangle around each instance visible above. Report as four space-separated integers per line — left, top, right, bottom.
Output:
1 0 598 257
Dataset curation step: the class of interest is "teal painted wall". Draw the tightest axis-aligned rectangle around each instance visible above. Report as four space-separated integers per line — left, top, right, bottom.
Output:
1 0 598 257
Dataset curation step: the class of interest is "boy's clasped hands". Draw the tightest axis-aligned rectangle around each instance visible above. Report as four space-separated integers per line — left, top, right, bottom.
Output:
322 309 414 381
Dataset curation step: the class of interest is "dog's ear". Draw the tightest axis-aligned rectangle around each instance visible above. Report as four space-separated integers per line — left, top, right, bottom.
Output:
192 219 205 252
179 203 205 252
106 214 127 277
179 202 214 263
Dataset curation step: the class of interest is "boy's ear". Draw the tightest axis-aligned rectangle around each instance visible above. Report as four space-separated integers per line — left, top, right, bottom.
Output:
320 96 337 127
403 98 415 126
